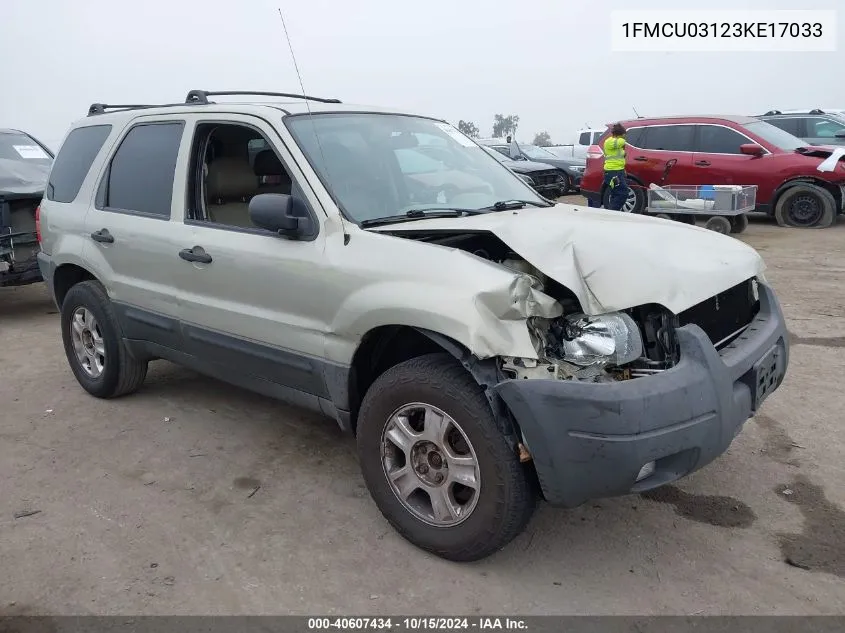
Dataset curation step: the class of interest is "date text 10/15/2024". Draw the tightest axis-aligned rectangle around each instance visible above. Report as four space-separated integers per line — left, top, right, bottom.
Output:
307 617 528 630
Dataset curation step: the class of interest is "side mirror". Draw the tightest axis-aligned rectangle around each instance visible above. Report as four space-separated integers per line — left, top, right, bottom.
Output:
739 143 765 156
835 132 845 139
249 193 313 239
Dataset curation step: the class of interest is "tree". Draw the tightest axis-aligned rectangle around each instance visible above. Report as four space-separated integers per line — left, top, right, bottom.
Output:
533 131 552 147
457 120 480 138
492 114 520 139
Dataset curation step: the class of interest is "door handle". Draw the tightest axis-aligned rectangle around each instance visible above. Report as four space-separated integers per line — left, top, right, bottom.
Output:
179 247 212 264
633 156 648 162
695 160 711 166
90 228 114 244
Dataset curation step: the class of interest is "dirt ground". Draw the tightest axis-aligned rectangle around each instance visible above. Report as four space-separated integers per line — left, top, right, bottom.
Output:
2 200 844 615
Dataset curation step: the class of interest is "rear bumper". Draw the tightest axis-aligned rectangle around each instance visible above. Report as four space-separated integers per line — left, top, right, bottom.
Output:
0 255 42 287
493 283 789 508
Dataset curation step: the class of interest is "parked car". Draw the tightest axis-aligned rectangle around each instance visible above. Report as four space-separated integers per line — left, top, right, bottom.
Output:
480 145 568 198
546 129 607 160
756 110 845 146
476 139 584 193
38 91 788 561
581 115 845 229
1 128 54 287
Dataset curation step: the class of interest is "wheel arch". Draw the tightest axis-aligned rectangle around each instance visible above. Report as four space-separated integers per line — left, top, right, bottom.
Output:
52 263 99 308
346 325 519 444
771 177 842 215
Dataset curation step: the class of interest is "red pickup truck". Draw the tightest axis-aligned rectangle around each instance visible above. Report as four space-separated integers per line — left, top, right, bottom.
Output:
581 115 845 229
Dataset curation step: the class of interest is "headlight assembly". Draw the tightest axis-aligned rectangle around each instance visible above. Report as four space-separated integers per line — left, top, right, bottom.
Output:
557 312 643 367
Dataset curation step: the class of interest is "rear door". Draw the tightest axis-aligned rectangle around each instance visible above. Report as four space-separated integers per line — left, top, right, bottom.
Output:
624 124 697 185
690 124 770 195
83 115 189 350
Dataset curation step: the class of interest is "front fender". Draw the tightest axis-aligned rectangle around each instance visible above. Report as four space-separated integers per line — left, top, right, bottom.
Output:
327 279 548 363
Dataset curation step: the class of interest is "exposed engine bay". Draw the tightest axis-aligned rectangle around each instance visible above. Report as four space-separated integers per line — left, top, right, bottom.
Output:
394 229 759 383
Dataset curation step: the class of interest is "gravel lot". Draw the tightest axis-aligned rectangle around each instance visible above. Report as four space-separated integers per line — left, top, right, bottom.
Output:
2 201 844 615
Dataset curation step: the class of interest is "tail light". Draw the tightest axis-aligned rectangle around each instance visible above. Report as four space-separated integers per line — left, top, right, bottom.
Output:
586 145 603 160
35 205 42 243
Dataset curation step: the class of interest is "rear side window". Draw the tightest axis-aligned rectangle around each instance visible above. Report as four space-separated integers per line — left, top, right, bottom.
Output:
642 125 695 151
578 132 590 145
765 117 802 137
624 127 646 147
103 122 184 217
46 125 112 203
696 125 750 154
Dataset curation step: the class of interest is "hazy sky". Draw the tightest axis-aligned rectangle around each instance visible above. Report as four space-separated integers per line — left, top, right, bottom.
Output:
2 0 842 150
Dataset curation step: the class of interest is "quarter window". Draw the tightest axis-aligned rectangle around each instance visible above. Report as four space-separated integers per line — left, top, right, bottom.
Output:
578 132 590 145
696 125 749 155
624 127 646 147
46 125 112 203
103 122 184 216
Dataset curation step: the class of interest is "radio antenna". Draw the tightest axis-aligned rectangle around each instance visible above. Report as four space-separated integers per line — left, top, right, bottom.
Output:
632 105 641 118
277 7 350 245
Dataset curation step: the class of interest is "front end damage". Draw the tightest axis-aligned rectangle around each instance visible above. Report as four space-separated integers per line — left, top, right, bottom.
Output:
385 227 788 508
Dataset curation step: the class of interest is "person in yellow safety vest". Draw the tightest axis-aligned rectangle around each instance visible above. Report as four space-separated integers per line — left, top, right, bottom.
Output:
602 122 630 211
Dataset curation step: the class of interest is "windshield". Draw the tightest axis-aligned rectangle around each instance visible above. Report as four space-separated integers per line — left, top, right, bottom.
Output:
743 121 806 151
0 132 53 166
285 114 546 224
519 144 557 160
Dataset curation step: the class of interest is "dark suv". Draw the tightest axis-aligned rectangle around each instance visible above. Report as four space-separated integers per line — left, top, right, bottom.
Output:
756 110 845 147
1 128 54 286
581 115 845 229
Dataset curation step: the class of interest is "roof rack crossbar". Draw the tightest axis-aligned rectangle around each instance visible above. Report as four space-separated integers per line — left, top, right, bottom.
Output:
185 90 341 105
88 103 160 116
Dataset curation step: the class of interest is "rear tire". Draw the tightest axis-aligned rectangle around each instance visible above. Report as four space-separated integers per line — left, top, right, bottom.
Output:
356 353 536 562
704 216 732 234
60 280 148 398
774 184 836 229
729 214 749 234
601 180 645 213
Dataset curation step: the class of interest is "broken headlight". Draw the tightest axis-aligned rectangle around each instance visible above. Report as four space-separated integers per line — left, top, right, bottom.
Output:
550 312 644 367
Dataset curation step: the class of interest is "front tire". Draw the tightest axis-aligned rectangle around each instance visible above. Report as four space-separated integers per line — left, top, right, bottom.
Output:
60 280 148 398
356 353 536 562
774 184 836 229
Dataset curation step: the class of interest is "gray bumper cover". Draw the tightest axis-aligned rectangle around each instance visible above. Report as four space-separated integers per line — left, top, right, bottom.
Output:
494 283 789 507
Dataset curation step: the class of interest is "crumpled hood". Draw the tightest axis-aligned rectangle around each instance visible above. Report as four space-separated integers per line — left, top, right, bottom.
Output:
368 204 765 315
0 158 50 197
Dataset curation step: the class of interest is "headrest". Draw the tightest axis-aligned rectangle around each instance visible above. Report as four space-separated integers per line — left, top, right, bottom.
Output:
254 150 284 177
206 157 257 200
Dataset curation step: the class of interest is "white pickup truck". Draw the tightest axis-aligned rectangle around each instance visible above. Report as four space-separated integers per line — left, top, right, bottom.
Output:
547 128 606 160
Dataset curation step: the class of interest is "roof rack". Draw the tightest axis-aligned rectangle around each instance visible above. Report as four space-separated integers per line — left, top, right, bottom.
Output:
88 103 158 116
185 90 342 105
763 110 782 116
809 108 825 114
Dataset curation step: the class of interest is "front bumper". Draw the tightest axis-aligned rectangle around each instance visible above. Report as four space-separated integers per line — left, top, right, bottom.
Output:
493 283 789 508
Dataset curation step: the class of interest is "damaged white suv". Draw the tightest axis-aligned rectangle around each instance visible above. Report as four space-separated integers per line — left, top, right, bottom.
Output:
37 90 789 561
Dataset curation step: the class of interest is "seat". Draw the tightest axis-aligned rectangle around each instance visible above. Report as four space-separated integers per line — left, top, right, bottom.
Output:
205 156 259 227
253 149 292 194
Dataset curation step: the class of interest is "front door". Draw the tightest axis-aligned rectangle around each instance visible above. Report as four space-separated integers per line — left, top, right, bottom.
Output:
689 124 770 200
167 115 334 402
83 116 188 349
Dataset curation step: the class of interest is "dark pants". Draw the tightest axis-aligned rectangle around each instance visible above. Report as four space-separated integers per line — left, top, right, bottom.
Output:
603 169 629 211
